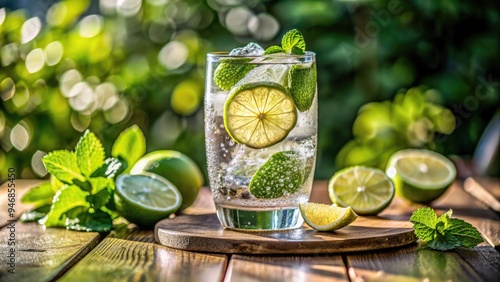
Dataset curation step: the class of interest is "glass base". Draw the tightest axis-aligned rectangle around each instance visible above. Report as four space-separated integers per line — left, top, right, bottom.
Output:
215 205 303 231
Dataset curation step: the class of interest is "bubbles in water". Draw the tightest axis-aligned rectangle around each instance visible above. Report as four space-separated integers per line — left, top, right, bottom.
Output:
229 42 264 56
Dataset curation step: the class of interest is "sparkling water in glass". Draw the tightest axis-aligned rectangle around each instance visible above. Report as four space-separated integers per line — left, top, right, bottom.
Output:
204 50 317 230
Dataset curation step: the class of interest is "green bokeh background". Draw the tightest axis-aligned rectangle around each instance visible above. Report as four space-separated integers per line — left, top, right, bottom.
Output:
1 0 499 182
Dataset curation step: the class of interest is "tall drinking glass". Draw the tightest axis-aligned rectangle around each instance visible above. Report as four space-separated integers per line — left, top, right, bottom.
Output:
204 51 317 230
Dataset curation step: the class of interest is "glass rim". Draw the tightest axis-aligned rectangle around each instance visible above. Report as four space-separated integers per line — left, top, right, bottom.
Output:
207 51 315 59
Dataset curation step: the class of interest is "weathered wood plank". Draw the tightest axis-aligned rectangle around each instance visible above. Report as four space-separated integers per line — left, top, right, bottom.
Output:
59 237 228 282
0 180 41 228
225 255 348 282
346 244 484 282
110 227 156 243
455 246 500 282
0 222 101 282
106 187 215 244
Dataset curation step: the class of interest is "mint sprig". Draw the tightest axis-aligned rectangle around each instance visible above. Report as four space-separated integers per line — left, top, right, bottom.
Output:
264 29 306 55
281 29 306 55
410 207 483 250
20 125 146 232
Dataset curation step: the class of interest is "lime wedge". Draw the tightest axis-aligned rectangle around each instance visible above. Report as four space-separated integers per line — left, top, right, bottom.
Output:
288 63 316 112
299 203 358 231
115 173 182 228
223 82 297 149
213 58 255 90
328 166 394 215
386 149 456 203
249 150 304 199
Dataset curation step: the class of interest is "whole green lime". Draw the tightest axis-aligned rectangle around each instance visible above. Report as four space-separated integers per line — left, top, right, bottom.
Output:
130 150 204 210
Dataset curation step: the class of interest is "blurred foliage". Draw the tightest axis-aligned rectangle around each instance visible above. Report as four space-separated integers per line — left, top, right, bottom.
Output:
336 86 456 169
1 0 499 181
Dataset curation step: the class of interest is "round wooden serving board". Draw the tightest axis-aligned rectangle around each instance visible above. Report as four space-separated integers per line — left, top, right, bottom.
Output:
155 214 416 254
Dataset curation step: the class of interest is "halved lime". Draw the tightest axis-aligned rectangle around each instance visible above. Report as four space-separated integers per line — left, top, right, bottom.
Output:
328 166 394 215
249 150 304 199
299 203 358 231
115 173 182 228
386 149 456 203
130 150 204 211
223 82 297 149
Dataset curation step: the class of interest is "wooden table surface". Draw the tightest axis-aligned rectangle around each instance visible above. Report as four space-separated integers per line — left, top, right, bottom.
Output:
1 179 499 282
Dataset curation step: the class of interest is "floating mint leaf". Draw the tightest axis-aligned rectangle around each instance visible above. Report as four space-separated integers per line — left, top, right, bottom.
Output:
249 151 304 199
288 63 316 112
43 150 85 184
76 130 105 177
213 58 255 90
111 125 145 173
281 29 306 55
263 45 285 55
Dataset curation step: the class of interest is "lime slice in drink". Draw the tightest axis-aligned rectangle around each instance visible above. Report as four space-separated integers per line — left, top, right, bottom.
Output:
299 203 358 231
249 150 304 199
328 166 395 215
386 149 456 203
115 173 182 228
224 82 297 149
288 63 316 112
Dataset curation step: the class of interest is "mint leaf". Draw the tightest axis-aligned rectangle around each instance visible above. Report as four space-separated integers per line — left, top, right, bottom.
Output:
410 207 483 250
281 29 305 55
43 150 85 184
288 63 317 112
76 130 105 177
87 189 110 210
447 218 483 248
89 177 114 194
73 179 92 192
86 177 114 209
41 185 89 227
428 231 461 251
264 45 285 55
91 157 125 178
20 183 55 205
213 58 255 90
111 125 145 173
66 210 112 232
20 204 51 222
410 207 438 242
